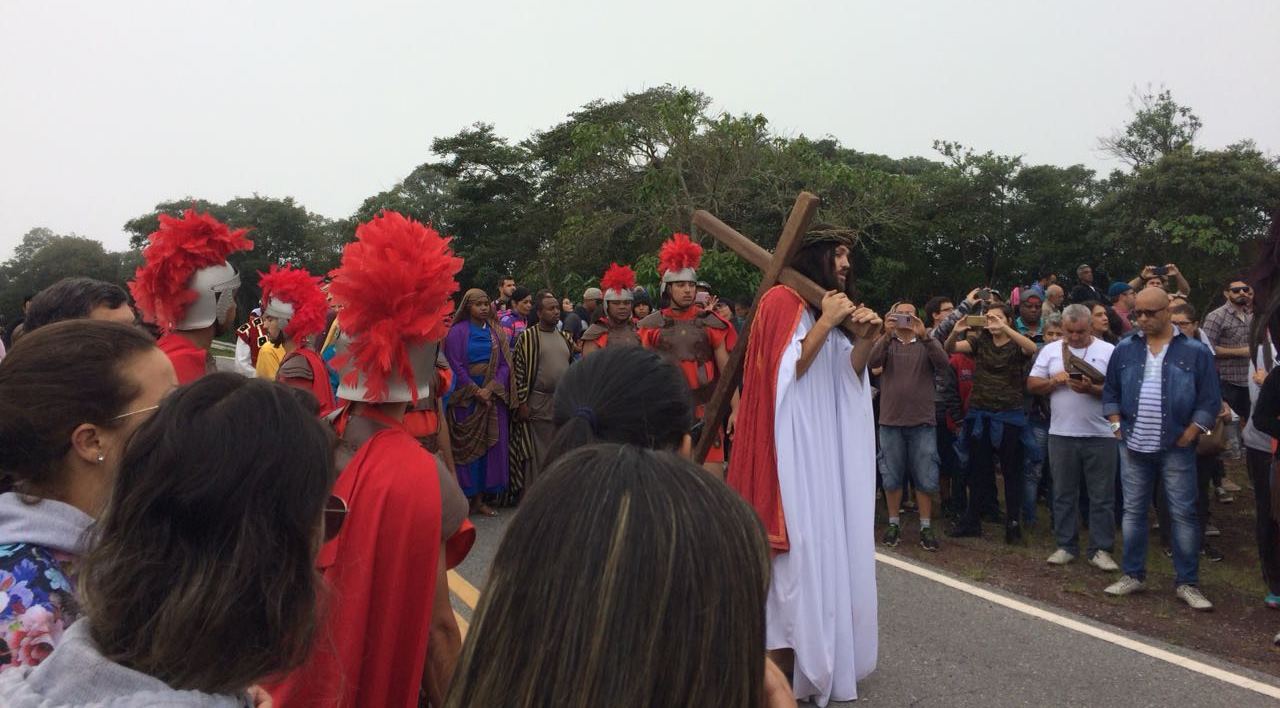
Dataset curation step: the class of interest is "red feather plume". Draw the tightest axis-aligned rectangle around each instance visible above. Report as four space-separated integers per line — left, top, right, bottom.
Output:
328 211 463 402
129 209 253 327
600 263 637 293
658 232 702 276
258 264 327 345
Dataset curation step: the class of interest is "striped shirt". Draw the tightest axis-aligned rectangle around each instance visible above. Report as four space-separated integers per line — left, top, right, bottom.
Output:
1128 343 1167 453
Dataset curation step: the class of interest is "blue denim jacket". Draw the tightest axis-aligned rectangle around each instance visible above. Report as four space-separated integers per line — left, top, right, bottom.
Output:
1102 329 1221 450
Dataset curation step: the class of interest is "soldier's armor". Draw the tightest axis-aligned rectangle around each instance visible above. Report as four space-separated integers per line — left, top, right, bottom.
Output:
638 310 727 404
582 320 641 349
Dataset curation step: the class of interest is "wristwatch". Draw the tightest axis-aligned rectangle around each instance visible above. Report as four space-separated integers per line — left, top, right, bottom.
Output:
1109 421 1121 434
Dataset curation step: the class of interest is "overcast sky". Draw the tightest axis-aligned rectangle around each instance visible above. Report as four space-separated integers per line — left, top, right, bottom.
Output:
2 0 1277 260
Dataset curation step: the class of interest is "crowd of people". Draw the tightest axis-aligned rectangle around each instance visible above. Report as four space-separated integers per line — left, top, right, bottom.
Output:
0 203 1278 706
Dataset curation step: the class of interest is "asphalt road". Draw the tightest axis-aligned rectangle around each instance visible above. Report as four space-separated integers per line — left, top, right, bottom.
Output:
448 511 1280 708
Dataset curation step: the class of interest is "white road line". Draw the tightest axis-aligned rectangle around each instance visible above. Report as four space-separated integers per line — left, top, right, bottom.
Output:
876 552 1280 700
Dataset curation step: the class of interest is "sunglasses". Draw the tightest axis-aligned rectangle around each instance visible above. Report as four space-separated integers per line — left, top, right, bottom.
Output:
1133 307 1167 319
323 495 348 542
1230 286 1252 294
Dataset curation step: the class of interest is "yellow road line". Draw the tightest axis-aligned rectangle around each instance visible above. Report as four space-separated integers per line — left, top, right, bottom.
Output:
448 569 481 609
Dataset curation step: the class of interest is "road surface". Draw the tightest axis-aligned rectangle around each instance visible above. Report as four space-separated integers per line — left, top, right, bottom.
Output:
447 511 1280 707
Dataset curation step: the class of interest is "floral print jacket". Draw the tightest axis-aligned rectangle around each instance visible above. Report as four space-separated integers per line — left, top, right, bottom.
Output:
0 543 77 672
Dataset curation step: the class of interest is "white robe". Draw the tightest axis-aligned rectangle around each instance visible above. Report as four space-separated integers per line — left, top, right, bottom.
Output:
767 309 878 705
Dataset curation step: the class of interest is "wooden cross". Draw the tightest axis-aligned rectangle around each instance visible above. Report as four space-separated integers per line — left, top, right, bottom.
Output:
692 191 866 464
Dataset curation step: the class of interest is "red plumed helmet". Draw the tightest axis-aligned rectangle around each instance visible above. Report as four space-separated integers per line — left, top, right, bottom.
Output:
600 262 637 298
658 232 702 284
328 211 463 402
129 209 253 329
258 264 327 345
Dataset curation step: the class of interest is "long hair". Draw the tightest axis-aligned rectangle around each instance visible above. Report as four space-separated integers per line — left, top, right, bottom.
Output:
543 347 693 468
0 320 157 495
445 444 770 708
79 374 336 694
791 240 859 338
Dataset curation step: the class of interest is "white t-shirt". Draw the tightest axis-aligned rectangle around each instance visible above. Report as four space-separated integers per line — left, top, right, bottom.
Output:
1030 339 1116 438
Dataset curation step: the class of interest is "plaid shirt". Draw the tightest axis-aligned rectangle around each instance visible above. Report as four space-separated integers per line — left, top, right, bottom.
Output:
1201 303 1252 386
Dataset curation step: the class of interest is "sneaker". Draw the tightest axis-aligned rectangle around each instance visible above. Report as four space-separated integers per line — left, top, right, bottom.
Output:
1162 546 1173 558
881 523 901 547
919 527 940 552
1265 593 1280 609
1089 550 1120 572
1222 479 1242 493
1046 549 1076 565
1215 487 1235 504
1005 521 1022 545
1204 523 1221 538
1201 545 1224 562
1176 584 1214 611
1105 575 1147 596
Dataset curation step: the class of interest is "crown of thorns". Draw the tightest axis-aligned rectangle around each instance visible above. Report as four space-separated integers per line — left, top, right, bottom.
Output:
803 224 858 246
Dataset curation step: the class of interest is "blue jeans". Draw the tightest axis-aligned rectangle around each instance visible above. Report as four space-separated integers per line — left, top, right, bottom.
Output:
1023 421 1049 524
1120 446 1200 586
878 425 940 493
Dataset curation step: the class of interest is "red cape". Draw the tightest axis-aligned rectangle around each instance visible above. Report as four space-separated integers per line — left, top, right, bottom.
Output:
268 426 443 707
725 285 805 553
279 348 337 414
157 332 208 385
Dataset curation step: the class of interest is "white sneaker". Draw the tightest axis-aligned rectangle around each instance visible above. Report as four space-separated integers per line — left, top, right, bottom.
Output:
1204 523 1221 537
1090 550 1120 572
1047 549 1076 565
1222 479 1242 493
1105 575 1146 596
1176 584 1214 611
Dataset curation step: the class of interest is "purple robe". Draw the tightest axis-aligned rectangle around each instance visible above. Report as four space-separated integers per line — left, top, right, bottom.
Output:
444 320 512 496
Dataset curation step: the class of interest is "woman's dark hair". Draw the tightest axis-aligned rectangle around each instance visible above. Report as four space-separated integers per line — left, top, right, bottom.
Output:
80 374 337 694
543 347 692 468
0 320 157 493
23 277 131 334
446 443 769 708
510 286 531 305
1083 300 1123 344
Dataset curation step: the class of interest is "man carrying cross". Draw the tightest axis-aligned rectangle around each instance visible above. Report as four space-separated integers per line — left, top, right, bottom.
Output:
727 224 881 706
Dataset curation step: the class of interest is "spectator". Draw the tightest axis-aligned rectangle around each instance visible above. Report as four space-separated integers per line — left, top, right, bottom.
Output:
632 289 654 320
0 374 336 705
3 295 33 348
733 298 752 331
923 295 964 517
1109 282 1136 333
1069 264 1106 304
0 321 176 674
1248 347 1280 610
923 296 955 334
1202 276 1254 435
21 278 135 334
543 346 693 468
1157 304 1229 561
1102 287 1221 610
872 302 950 552
1043 314 1064 344
1085 300 1122 345
1027 304 1119 571
1034 270 1058 291
1129 264 1191 297
499 286 533 343
509 291 575 494
713 297 735 325
944 304 1040 543
570 287 603 341
444 444 788 708
494 274 517 315
1015 286 1046 343
1044 284 1066 318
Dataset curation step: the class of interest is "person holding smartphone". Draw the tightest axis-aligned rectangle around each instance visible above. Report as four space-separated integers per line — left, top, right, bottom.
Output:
1027 304 1119 571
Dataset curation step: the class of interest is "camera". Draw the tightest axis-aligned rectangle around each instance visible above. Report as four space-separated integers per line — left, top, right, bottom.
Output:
1152 265 1168 277
965 314 987 327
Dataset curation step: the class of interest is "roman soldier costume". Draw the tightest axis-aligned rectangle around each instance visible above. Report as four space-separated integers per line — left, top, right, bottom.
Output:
581 262 641 351
638 233 732 463
129 209 253 384
233 312 267 376
260 264 335 412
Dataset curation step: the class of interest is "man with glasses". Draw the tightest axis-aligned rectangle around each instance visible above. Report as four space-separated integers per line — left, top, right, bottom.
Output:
1102 287 1221 610
1202 277 1255 432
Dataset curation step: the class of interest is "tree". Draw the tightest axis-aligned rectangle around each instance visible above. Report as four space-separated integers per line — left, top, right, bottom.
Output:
1099 87 1202 169
0 230 126 319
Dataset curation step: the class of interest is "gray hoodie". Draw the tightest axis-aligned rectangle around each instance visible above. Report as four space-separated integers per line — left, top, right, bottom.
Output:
0 492 92 553
0 620 252 707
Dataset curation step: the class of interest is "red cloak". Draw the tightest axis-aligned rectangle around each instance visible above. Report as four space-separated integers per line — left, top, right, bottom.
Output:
268 424 443 707
278 348 337 414
725 285 805 553
157 332 208 385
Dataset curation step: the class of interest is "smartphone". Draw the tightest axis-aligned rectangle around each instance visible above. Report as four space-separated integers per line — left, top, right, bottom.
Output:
694 292 711 306
977 288 991 300
965 314 986 327
1152 265 1168 277
891 314 913 327
1068 372 1084 381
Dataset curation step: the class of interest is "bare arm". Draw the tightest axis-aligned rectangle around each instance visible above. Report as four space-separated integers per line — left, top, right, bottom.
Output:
945 322 973 354
422 553 461 707
1002 325 1040 357
798 292 856 379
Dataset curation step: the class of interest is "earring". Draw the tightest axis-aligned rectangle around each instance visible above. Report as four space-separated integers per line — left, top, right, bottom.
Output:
96 454 105 464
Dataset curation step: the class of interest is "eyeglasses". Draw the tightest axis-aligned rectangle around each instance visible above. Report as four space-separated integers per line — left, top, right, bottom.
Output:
323 494 348 542
109 404 160 421
1133 307 1167 319
1230 286 1252 294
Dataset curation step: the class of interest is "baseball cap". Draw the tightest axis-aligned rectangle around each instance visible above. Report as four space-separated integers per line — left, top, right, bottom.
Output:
1022 285 1045 302
582 287 603 301
1108 282 1134 298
